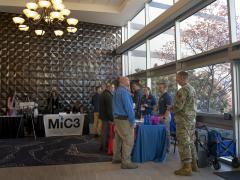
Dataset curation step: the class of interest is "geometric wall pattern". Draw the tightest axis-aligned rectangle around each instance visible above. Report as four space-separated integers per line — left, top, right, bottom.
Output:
0 12 122 112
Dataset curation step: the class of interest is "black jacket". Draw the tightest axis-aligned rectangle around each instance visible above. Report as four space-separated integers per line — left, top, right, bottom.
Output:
99 90 113 121
91 93 100 112
47 97 62 114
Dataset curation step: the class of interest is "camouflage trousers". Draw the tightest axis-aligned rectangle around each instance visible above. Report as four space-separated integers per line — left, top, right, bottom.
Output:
113 119 134 165
176 118 197 163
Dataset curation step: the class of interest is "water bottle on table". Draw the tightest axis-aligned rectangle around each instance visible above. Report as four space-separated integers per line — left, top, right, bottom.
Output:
144 115 150 125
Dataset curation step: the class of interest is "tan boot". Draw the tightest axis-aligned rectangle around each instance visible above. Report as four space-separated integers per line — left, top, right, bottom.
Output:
121 163 138 169
191 159 199 172
174 163 192 176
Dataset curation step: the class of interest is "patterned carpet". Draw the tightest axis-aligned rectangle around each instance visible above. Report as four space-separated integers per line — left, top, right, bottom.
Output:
0 136 112 168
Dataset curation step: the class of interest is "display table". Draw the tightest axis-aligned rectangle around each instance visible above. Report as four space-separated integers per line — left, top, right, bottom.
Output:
132 124 167 163
0 116 24 139
34 114 45 137
43 114 85 137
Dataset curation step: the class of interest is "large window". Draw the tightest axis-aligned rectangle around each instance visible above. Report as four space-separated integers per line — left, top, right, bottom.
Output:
129 43 146 74
180 0 229 58
122 0 236 113
120 0 239 158
188 63 232 114
129 9 145 38
151 74 176 101
122 25 128 43
148 0 174 23
149 27 175 68
122 53 129 76
235 0 240 41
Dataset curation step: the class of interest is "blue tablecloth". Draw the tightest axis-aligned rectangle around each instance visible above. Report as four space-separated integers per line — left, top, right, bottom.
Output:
132 124 167 163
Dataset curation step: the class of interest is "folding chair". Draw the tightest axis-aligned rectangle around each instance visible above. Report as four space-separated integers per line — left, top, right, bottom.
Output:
170 112 177 153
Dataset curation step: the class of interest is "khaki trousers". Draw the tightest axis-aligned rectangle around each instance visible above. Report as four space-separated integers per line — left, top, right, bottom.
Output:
93 112 102 135
113 119 134 165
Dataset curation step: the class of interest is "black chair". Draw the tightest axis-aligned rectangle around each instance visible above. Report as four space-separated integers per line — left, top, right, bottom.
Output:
170 112 177 153
170 131 177 153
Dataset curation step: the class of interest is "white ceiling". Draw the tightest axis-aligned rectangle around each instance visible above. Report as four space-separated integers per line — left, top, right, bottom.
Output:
0 0 149 26
66 0 124 6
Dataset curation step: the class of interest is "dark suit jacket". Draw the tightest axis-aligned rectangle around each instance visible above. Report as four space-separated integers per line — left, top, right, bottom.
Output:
47 97 61 114
99 90 113 121
91 93 100 112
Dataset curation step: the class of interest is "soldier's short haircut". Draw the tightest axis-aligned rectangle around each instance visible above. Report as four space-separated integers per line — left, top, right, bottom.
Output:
159 82 168 88
177 71 188 80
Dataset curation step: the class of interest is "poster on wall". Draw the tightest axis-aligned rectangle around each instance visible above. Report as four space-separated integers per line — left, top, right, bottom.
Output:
43 114 85 137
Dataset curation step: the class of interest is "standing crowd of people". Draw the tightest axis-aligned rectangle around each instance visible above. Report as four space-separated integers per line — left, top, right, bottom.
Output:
5 71 197 175
4 70 197 176
91 71 198 176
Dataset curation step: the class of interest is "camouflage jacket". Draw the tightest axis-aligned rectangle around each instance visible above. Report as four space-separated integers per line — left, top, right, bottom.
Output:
173 83 197 122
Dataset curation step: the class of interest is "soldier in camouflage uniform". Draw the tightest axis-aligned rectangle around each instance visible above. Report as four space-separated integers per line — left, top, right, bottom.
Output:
173 71 198 176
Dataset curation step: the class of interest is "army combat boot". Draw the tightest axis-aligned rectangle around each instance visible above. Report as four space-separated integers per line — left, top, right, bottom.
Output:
174 163 192 176
191 159 199 172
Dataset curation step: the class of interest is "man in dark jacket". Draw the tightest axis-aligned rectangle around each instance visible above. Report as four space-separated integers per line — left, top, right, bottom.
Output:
132 82 144 119
47 89 62 114
92 86 102 136
99 83 114 152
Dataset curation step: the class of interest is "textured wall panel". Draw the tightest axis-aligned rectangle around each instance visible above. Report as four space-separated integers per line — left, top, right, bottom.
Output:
0 12 122 112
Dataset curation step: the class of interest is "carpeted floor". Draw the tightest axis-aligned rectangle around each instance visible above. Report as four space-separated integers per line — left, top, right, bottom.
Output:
0 136 112 168
214 171 240 180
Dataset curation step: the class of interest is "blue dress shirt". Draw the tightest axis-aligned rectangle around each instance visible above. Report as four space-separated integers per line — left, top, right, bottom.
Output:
113 85 135 125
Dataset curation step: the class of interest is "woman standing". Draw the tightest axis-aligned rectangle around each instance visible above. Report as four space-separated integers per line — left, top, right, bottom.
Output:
47 89 61 114
7 91 17 116
140 87 157 116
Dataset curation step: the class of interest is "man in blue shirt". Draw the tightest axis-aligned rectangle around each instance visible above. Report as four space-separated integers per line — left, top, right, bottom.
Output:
158 82 172 153
159 83 172 116
112 77 138 169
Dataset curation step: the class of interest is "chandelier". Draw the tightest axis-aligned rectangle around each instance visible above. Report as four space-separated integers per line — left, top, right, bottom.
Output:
12 0 78 36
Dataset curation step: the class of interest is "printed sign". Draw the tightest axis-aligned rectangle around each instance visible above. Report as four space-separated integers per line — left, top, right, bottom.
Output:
43 114 85 137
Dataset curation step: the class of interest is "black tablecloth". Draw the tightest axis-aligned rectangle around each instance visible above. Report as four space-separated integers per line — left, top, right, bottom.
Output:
0 113 90 138
0 116 24 139
34 115 45 137
23 114 45 137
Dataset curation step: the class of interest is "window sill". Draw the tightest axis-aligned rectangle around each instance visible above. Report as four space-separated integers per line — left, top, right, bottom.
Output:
196 113 233 130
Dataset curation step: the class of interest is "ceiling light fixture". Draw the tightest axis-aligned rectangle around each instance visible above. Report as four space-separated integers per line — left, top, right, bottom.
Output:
54 30 64 36
13 17 25 24
12 0 78 36
35 29 45 36
19 24 29 31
